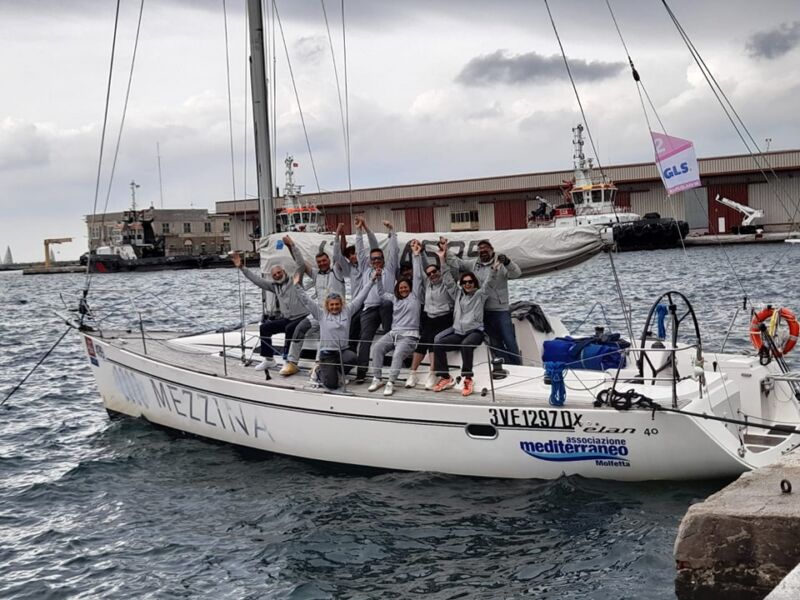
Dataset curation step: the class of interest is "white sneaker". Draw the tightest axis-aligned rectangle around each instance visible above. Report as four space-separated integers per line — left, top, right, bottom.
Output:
368 378 384 392
405 372 418 388
254 358 276 371
384 381 395 396
424 371 437 390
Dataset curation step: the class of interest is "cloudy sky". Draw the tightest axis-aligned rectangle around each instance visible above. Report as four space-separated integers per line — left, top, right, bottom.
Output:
1 0 799 261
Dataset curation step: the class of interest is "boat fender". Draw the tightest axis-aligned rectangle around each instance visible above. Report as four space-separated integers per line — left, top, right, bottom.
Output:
781 479 792 494
749 306 799 357
655 304 669 339
544 361 566 406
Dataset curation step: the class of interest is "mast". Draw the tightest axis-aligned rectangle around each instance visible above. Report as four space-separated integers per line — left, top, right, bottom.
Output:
246 0 275 237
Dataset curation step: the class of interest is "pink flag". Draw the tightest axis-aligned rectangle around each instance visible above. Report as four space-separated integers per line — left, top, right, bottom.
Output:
651 132 701 195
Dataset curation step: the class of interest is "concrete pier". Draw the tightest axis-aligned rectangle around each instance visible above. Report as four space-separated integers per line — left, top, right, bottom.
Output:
674 452 800 599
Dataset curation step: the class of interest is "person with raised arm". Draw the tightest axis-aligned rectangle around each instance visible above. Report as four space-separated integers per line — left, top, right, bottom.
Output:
406 237 455 390
445 239 522 366
294 268 379 390
353 216 398 383
281 234 347 376
337 222 367 352
367 239 425 396
231 237 309 371
432 255 501 397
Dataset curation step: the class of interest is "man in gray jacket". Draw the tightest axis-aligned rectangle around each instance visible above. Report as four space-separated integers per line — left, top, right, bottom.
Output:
445 238 522 365
354 216 398 383
232 241 309 371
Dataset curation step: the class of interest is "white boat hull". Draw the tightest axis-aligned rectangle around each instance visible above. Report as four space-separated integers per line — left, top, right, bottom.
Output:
81 332 797 481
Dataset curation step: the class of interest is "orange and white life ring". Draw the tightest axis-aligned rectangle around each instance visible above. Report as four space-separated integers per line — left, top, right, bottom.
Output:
750 306 799 357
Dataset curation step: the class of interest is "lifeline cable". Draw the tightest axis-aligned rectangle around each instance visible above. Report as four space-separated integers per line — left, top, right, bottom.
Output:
594 387 800 435
1 328 72 407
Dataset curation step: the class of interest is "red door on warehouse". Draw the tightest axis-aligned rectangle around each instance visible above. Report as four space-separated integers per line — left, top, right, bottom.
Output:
707 184 747 233
404 206 435 233
494 199 527 230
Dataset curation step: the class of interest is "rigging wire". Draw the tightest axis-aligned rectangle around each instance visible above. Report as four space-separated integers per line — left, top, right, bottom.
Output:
542 0 635 343
222 0 238 201
272 2 323 196
342 0 354 225
542 0 619 223
222 0 248 355
2 328 72 407
83 0 124 299
605 0 752 301
604 0 688 259
661 0 800 233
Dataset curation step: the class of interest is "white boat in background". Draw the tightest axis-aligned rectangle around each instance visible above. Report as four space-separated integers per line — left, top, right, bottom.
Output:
72 0 800 482
529 125 689 250
276 156 323 234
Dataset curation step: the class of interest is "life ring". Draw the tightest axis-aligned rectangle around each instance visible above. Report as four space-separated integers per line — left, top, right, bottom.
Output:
750 306 799 357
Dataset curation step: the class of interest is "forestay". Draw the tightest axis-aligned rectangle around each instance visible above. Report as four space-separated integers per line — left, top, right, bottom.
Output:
258 226 605 279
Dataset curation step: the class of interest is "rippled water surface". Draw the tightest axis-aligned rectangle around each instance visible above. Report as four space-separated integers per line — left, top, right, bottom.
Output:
1 244 798 599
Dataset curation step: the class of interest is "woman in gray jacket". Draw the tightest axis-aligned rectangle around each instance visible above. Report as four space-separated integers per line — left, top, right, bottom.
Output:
367 240 425 396
294 269 378 391
432 249 500 397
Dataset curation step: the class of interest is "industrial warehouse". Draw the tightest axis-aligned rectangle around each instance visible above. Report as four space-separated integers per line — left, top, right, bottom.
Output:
85 148 800 255
216 148 800 250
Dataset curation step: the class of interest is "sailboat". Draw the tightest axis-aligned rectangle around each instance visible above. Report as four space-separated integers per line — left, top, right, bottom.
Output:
72 1 800 481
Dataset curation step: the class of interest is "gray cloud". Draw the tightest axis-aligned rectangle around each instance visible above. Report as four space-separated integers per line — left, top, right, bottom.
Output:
456 50 625 87
746 21 800 59
294 35 327 65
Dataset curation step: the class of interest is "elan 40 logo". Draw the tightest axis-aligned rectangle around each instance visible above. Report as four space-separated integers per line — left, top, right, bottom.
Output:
520 436 630 468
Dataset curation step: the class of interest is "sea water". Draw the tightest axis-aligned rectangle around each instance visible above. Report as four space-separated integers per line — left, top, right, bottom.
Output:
1 244 797 599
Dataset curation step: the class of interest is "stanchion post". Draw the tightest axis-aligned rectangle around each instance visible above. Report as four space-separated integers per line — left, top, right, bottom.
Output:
222 329 228 376
138 312 147 355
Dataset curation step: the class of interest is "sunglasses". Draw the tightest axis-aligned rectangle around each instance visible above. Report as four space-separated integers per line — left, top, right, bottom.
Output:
425 269 439 277
461 279 476 285
370 256 384 262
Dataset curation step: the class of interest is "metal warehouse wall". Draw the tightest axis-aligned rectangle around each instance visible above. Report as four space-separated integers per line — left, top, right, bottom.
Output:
748 175 800 228
628 186 686 221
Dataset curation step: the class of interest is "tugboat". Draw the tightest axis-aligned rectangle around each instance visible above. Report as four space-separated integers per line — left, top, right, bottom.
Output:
529 125 689 250
276 156 323 233
82 181 221 272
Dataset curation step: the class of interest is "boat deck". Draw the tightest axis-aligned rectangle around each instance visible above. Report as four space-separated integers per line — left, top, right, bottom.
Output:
94 330 630 408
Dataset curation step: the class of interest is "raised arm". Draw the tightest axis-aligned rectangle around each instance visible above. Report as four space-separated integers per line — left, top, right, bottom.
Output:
436 246 457 299
355 217 370 270
497 252 521 279
348 275 377 316
384 221 399 281
293 273 322 319
238 262 276 292
333 224 349 274
442 236 471 273
410 240 424 300
284 235 309 277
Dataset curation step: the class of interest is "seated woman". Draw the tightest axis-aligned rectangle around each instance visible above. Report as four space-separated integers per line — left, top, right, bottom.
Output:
294 269 378 391
367 240 424 396
432 254 500 397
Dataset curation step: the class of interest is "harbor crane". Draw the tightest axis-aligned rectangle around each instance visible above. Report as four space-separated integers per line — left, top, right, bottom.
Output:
714 194 764 228
44 238 72 267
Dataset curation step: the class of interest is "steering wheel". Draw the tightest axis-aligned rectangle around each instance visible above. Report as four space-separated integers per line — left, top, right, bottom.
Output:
636 291 703 383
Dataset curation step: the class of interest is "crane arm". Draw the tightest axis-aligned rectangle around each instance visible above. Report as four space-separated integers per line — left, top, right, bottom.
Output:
714 195 764 227
44 237 73 267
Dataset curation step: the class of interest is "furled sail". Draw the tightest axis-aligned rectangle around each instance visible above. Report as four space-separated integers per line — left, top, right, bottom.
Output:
259 226 606 279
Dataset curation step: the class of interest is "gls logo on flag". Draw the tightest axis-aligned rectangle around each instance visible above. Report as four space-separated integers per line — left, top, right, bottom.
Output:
651 131 701 195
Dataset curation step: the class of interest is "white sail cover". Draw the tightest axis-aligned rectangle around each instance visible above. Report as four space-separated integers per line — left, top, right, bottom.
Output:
258 227 605 279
